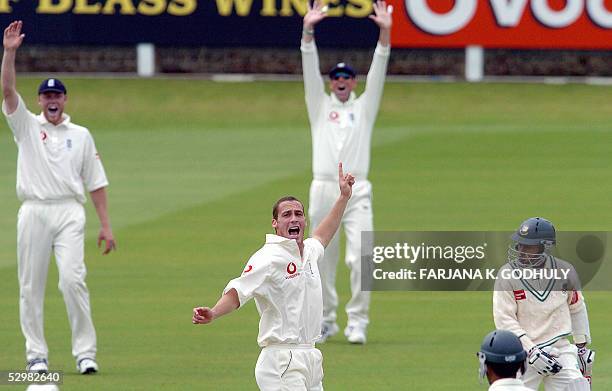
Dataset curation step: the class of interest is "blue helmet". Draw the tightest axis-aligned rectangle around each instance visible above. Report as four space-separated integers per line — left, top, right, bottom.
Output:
508 217 556 268
512 217 556 246
477 330 527 381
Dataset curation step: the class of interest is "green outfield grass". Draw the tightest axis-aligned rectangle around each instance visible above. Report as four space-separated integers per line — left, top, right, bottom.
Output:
0 78 610 390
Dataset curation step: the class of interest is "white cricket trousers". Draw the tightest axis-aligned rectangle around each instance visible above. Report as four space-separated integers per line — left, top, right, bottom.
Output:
255 344 323 391
18 199 97 362
522 343 585 391
309 178 372 328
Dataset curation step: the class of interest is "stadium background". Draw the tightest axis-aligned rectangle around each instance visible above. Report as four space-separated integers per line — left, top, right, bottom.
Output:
0 0 611 390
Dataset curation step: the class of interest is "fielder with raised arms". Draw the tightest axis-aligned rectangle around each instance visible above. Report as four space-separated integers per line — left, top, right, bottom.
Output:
301 0 392 344
2 21 116 375
193 163 354 390
493 217 594 390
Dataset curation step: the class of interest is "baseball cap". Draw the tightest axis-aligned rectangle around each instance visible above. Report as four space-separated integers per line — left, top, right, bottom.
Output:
329 62 356 79
38 78 67 95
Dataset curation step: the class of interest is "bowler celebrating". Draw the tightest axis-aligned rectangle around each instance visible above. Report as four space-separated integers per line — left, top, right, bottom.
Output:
301 0 392 344
2 21 116 374
193 163 354 390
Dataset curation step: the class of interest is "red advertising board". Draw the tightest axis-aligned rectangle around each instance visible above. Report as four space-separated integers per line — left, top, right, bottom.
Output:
390 0 612 49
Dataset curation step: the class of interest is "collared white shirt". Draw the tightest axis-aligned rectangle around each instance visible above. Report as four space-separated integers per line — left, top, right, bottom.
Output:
489 378 532 390
2 94 108 204
224 235 325 347
301 40 390 182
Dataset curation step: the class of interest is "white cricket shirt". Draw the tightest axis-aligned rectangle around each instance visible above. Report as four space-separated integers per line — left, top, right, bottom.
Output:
493 257 588 351
489 378 532 390
224 235 325 347
301 40 390 181
3 94 108 204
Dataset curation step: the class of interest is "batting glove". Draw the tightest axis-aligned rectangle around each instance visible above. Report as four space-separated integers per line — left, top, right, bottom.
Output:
577 346 594 384
528 347 563 376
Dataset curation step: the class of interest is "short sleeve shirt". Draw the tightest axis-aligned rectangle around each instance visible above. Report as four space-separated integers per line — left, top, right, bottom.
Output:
2 94 108 204
224 235 325 347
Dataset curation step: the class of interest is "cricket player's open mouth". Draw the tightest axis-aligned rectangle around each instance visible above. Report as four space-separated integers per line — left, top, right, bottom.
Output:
288 226 300 237
48 106 59 115
338 86 346 91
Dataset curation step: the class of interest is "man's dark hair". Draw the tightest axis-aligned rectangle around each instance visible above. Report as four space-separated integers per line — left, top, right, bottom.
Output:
272 196 304 219
487 361 525 379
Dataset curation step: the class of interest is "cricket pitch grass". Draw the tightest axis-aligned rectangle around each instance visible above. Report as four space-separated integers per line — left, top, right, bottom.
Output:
0 78 610 390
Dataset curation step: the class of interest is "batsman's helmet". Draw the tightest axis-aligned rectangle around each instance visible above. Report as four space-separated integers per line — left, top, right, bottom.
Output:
508 217 556 268
477 330 526 381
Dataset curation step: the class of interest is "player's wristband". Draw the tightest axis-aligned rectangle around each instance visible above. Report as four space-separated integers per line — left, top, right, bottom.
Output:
303 27 314 35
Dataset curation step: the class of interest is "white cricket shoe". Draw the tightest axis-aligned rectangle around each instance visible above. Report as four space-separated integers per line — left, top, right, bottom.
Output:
77 358 98 374
317 322 339 343
26 358 48 373
26 384 59 391
344 325 367 344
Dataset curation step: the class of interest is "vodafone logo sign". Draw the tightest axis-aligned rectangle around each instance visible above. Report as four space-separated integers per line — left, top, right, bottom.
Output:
406 0 611 34
392 0 612 49
287 262 297 275
285 262 300 279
